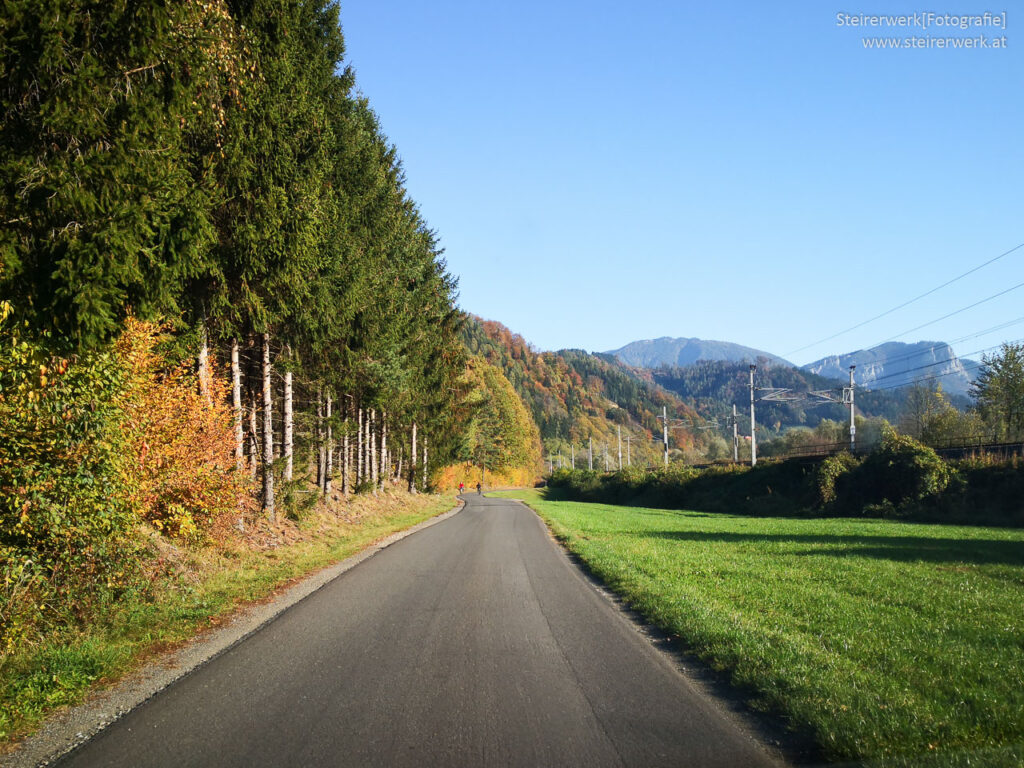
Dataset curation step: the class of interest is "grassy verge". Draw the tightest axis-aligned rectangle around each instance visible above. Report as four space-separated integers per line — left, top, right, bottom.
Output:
0 489 455 749
495 489 1024 766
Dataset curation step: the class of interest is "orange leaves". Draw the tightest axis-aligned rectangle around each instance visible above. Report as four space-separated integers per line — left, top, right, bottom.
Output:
116 318 255 541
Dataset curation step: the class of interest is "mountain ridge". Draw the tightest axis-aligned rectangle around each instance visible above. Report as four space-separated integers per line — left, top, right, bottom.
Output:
605 337 792 368
604 336 978 398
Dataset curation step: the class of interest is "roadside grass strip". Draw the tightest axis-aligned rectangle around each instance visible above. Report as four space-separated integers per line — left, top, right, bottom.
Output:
0 492 454 748
495 490 1024 766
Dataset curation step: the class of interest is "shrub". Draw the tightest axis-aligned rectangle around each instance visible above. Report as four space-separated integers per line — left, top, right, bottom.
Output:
115 318 254 542
815 451 861 507
0 307 139 654
852 427 950 510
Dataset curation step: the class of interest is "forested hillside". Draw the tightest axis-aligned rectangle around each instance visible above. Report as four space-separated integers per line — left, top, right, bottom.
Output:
651 358 917 427
461 317 709 465
0 0 467 673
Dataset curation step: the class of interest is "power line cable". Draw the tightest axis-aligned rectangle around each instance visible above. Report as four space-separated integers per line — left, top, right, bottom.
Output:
881 279 1024 343
784 240 1024 357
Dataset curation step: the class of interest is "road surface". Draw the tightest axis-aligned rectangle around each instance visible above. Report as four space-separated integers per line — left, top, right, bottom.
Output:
57 494 780 767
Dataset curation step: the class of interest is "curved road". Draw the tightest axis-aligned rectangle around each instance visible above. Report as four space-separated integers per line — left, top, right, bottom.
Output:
57 494 780 767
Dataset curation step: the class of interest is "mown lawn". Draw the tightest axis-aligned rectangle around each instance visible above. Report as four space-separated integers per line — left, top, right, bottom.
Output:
495 489 1024 766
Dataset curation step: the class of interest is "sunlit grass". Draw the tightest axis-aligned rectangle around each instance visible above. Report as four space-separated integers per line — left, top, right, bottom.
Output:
496 489 1024 765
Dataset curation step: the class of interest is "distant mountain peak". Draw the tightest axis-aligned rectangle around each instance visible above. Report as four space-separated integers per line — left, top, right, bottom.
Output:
605 337 792 369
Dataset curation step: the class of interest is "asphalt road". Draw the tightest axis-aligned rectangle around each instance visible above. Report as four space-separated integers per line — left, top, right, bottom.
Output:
56 494 780 768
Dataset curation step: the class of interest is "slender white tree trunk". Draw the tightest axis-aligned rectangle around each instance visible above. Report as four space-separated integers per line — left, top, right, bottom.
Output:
284 370 293 482
357 407 364 486
380 411 388 488
364 409 372 488
396 447 403 486
198 323 211 406
343 405 350 497
422 436 428 492
316 386 325 488
369 409 378 494
231 338 243 472
262 333 274 521
249 389 258 481
409 422 417 494
325 393 333 496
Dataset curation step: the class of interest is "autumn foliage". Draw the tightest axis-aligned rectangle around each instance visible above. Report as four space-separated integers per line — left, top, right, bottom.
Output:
1 314 253 656
116 318 255 541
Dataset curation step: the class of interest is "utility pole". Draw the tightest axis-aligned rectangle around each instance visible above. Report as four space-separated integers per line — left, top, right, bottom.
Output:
662 406 669 467
848 364 856 452
732 403 739 463
749 364 757 467
588 437 593 470
617 425 622 470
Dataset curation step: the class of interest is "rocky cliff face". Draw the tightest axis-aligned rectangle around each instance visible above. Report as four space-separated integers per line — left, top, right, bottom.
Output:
802 341 976 396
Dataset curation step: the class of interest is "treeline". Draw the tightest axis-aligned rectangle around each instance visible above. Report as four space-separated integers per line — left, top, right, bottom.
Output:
1 1 465 652
1 0 464 508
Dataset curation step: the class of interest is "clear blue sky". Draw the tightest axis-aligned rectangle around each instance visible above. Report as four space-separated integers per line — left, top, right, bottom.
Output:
340 1 1022 366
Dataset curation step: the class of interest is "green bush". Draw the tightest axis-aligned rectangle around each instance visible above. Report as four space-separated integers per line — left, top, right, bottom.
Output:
815 451 861 507
545 435 1022 527
849 428 950 513
0 319 141 656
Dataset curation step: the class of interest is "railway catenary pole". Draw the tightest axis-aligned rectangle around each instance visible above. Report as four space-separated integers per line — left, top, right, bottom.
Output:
617 425 622 470
849 365 856 452
749 364 757 467
662 406 669 467
733 403 739 463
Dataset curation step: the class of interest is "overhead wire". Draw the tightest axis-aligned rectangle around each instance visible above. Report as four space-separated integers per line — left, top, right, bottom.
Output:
879 279 1024 343
783 240 1024 357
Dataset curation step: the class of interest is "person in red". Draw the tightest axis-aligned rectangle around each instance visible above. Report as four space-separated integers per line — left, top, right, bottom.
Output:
458 482 464 495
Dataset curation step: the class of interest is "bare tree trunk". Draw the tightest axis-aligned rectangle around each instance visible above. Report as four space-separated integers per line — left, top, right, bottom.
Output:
262 333 275 522
364 409 371 488
343 403 350 497
231 338 243 472
369 409 378 495
316 386 325 488
422 436 428 492
249 389 259 481
325 393 333 497
380 411 388 488
357 407 365 486
409 421 417 494
396 446 403 486
198 323 211 406
284 370 293 482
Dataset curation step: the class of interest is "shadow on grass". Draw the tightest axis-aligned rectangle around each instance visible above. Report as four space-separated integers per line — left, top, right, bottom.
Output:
632 530 1024 567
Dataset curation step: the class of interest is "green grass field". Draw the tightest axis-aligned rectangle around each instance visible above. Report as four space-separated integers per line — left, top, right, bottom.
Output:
495 489 1024 766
